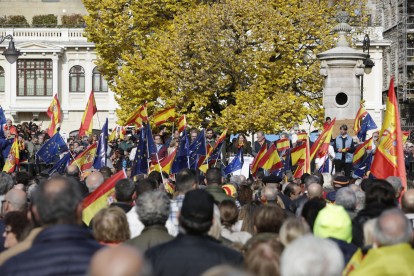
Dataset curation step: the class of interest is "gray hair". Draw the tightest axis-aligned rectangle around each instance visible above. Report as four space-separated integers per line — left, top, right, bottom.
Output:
257 131 265 136
385 176 402 193
281 235 344 276
336 187 356 211
27 184 38 199
136 190 170 227
373 209 412 247
349 184 360 192
264 186 278 201
0 172 14 195
284 170 294 182
85 174 105 193
230 175 241 185
305 175 320 190
355 191 365 212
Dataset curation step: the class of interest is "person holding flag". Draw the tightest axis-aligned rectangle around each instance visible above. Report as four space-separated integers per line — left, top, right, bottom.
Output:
333 124 356 177
315 144 335 174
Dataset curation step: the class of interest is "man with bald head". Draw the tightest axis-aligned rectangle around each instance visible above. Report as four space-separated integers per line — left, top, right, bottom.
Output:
65 164 80 180
0 189 27 253
89 245 152 276
400 189 414 228
84 171 105 197
307 183 323 199
0 177 103 275
349 209 414 275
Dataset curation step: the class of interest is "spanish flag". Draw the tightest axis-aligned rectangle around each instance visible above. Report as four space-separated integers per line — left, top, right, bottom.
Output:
402 131 410 144
310 118 336 160
82 170 126 226
291 142 306 166
47 114 57 137
69 142 97 171
108 127 118 142
297 133 308 142
165 181 174 194
153 106 175 126
370 76 407 195
353 105 368 133
3 138 19 172
125 104 148 128
198 144 213 173
257 144 283 173
153 148 177 174
177 115 187 132
293 139 311 178
353 137 373 165
250 145 267 177
277 138 290 151
47 94 61 125
119 127 126 140
79 91 97 136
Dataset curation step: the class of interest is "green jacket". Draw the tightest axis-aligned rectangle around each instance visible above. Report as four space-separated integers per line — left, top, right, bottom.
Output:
123 225 173 253
119 141 133 151
205 186 235 203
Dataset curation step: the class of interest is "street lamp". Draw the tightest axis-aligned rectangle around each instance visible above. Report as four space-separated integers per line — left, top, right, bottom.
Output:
361 34 375 100
1 35 21 64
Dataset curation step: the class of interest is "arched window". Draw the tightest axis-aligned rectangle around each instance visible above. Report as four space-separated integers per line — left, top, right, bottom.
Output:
92 67 108 92
0 66 4 92
69 65 85 92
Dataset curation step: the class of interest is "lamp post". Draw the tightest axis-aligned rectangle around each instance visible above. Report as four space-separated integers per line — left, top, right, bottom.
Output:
1 35 21 64
361 34 375 100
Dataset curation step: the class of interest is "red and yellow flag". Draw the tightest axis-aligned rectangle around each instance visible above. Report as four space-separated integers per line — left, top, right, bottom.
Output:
177 115 187 132
353 105 368 133
293 139 311 178
257 144 283 173
153 148 177 174
291 142 306 166
310 118 336 160
402 131 410 144
82 170 126 226
297 133 308 142
353 138 373 165
119 127 126 140
47 94 61 125
108 126 118 142
3 138 19 172
153 106 175 126
79 91 97 137
47 114 57 137
277 138 290 151
371 76 407 195
70 142 97 171
165 181 174 194
198 144 214 173
125 104 148 128
250 145 267 177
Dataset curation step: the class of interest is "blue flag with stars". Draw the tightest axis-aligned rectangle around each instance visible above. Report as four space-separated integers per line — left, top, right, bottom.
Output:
176 128 189 158
0 106 6 125
273 149 292 177
318 156 330 173
92 118 108 170
146 119 157 156
224 148 244 175
189 129 206 156
37 133 68 165
171 128 190 174
354 151 373 178
48 153 70 175
132 126 148 177
357 113 377 142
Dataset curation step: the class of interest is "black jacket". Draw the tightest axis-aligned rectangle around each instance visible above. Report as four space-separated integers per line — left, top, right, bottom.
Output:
252 140 272 157
145 233 243 276
329 237 358 265
278 193 292 209
352 202 390 247
289 194 308 214
0 224 103 276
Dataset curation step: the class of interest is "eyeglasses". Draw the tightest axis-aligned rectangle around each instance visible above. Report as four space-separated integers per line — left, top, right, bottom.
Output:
4 228 12 235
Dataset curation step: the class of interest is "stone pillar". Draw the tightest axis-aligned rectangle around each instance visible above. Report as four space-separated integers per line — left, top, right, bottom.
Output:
52 53 59 97
316 12 369 121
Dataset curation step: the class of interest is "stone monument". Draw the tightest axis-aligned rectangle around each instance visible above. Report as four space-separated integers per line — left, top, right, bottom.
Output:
316 11 369 121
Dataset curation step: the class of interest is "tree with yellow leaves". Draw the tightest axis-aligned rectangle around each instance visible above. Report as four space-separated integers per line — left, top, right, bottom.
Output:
83 0 368 133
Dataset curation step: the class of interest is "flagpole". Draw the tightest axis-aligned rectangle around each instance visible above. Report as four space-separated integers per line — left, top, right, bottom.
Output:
59 133 81 171
172 121 174 137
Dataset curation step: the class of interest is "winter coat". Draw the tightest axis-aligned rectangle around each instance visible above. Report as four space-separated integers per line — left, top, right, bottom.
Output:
124 225 174 253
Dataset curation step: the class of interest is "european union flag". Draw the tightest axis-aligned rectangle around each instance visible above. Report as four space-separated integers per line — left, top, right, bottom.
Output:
48 153 70 175
0 106 6 125
189 129 206 156
223 148 244 175
132 126 148 177
209 139 225 162
171 128 189 174
92 118 108 170
318 156 330 173
358 113 377 142
146 119 157 155
354 151 373 178
37 133 68 165
273 149 292 177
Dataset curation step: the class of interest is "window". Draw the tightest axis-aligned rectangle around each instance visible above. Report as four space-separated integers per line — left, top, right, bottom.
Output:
0 66 4 92
69 65 85 92
92 67 108 92
17 60 52 96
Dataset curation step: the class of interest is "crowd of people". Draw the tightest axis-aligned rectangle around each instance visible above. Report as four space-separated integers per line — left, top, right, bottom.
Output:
0 117 412 276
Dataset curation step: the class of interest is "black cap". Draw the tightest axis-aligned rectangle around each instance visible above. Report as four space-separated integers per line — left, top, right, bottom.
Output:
262 174 282 184
180 189 214 224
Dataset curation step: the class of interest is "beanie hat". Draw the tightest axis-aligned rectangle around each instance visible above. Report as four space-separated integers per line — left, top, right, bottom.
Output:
333 175 349 189
180 189 214 224
313 204 352 243
222 184 237 198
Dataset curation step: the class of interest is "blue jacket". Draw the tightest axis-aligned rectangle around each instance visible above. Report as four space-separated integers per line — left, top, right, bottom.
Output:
333 134 355 163
329 237 358 265
0 224 104 276
0 137 13 159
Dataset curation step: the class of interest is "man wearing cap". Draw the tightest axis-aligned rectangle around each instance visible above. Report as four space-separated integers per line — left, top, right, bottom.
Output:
262 175 292 208
325 175 349 203
333 124 356 177
145 189 243 276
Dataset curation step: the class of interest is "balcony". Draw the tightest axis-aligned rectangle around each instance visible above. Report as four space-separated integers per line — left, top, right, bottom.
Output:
352 27 384 42
0 27 86 42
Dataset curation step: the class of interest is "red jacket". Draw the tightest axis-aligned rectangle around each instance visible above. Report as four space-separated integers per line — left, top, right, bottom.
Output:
4 125 16 135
